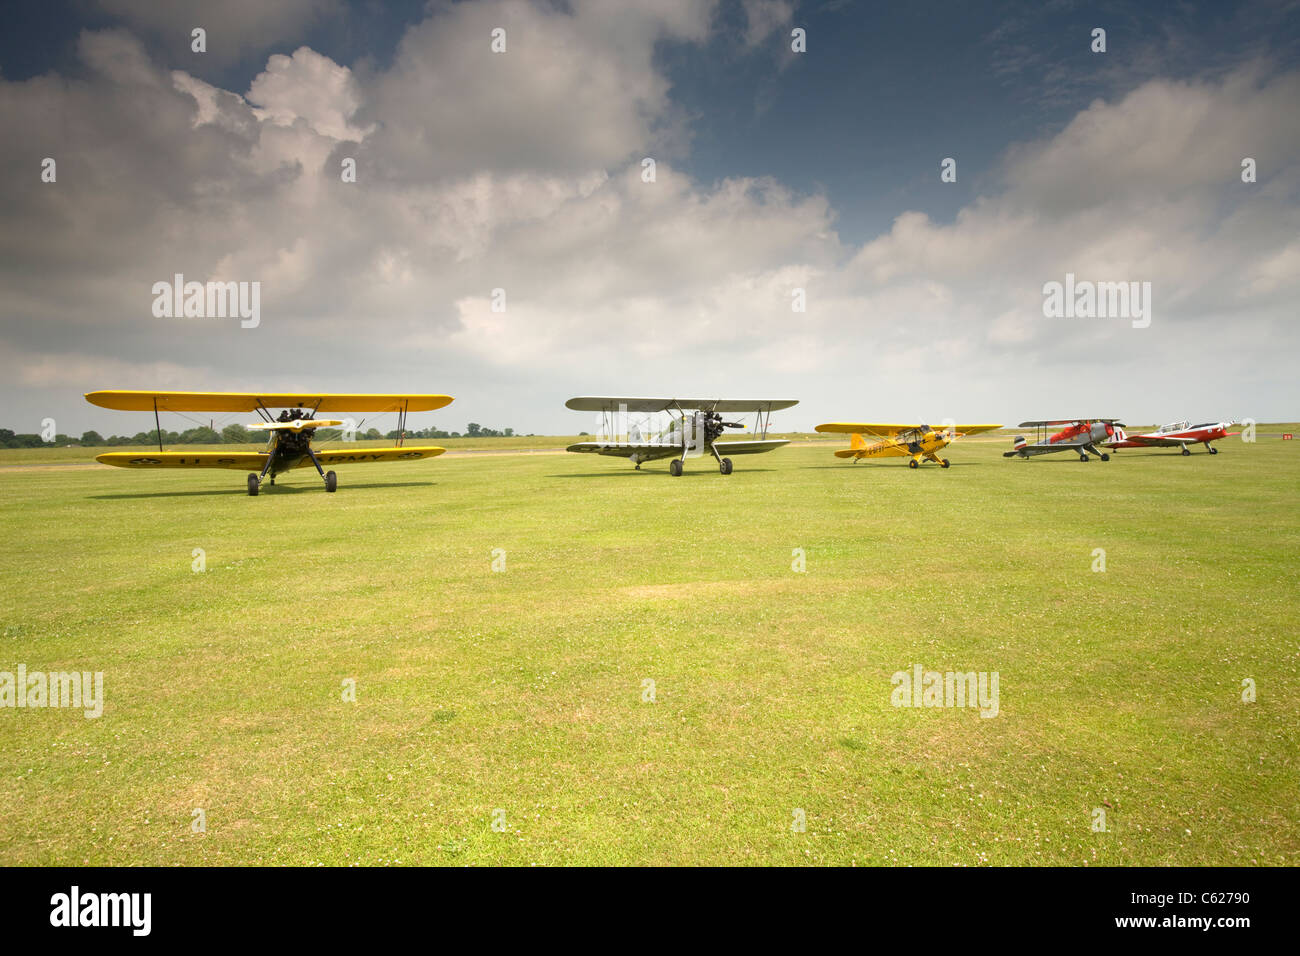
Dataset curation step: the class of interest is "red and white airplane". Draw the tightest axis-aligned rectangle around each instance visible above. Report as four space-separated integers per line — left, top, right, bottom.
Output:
1102 420 1238 456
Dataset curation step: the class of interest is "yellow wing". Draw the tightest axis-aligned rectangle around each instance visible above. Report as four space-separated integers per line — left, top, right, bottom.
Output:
97 452 269 470
816 422 1002 437
311 446 446 465
85 391 454 413
816 423 917 437
96 446 446 471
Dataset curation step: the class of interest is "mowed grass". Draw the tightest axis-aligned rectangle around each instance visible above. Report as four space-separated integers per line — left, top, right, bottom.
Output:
0 434 1296 866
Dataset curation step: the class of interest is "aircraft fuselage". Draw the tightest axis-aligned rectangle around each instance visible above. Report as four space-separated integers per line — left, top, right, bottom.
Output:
855 430 951 459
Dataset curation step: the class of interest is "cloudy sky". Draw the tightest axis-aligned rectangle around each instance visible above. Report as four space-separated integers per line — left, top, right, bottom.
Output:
2 0 1298 436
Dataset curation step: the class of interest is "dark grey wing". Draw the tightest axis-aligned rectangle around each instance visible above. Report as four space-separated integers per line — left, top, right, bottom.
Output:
711 439 789 456
565 442 681 461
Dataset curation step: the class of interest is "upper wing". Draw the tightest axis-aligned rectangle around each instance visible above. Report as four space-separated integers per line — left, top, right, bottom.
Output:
1018 419 1122 427
96 452 269 471
950 424 1003 436
310 446 446 465
565 442 680 461
566 397 798 413
86 391 454 413
711 439 789 456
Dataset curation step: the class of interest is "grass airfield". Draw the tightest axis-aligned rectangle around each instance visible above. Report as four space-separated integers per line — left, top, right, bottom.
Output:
0 433 1296 866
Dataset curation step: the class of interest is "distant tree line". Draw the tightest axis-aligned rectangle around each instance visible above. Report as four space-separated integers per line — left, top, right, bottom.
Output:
384 423 516 439
1 424 521 447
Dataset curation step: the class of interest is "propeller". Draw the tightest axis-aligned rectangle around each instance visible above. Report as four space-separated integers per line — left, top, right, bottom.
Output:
700 411 744 443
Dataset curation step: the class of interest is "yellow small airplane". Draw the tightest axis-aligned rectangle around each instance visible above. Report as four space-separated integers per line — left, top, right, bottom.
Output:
84 390 453 495
814 421 1003 469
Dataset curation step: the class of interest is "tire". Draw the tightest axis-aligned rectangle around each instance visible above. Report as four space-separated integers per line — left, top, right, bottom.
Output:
1208 446 1218 454
1100 453 1110 461
669 459 683 477
940 459 950 468
908 459 919 469
720 458 733 475
247 473 259 496
325 470 337 492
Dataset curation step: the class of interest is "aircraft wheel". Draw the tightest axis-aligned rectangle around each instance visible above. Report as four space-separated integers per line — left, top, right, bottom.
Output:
940 459 950 468
1208 446 1218 454
719 457 733 475
1079 454 1089 462
669 459 683 477
325 470 338 492
1181 447 1190 456
247 473 259 496
1100 453 1110 461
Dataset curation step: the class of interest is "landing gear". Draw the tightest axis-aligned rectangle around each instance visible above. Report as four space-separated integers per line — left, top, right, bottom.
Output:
719 457 733 475
1181 446 1191 456
1079 454 1090 461
940 458 950 468
304 446 336 492
247 473 260 496
669 459 683 477
1099 453 1110 461
1207 445 1218 454
908 459 919 469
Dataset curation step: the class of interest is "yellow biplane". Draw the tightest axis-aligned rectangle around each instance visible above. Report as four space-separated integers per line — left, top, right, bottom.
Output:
814 421 1003 469
84 390 453 495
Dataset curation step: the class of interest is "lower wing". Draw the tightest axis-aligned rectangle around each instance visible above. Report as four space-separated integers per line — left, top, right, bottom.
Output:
310 446 445 465
96 446 445 470
712 439 789 456
1003 442 1085 457
565 442 681 461
1111 435 1192 447
97 452 269 470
